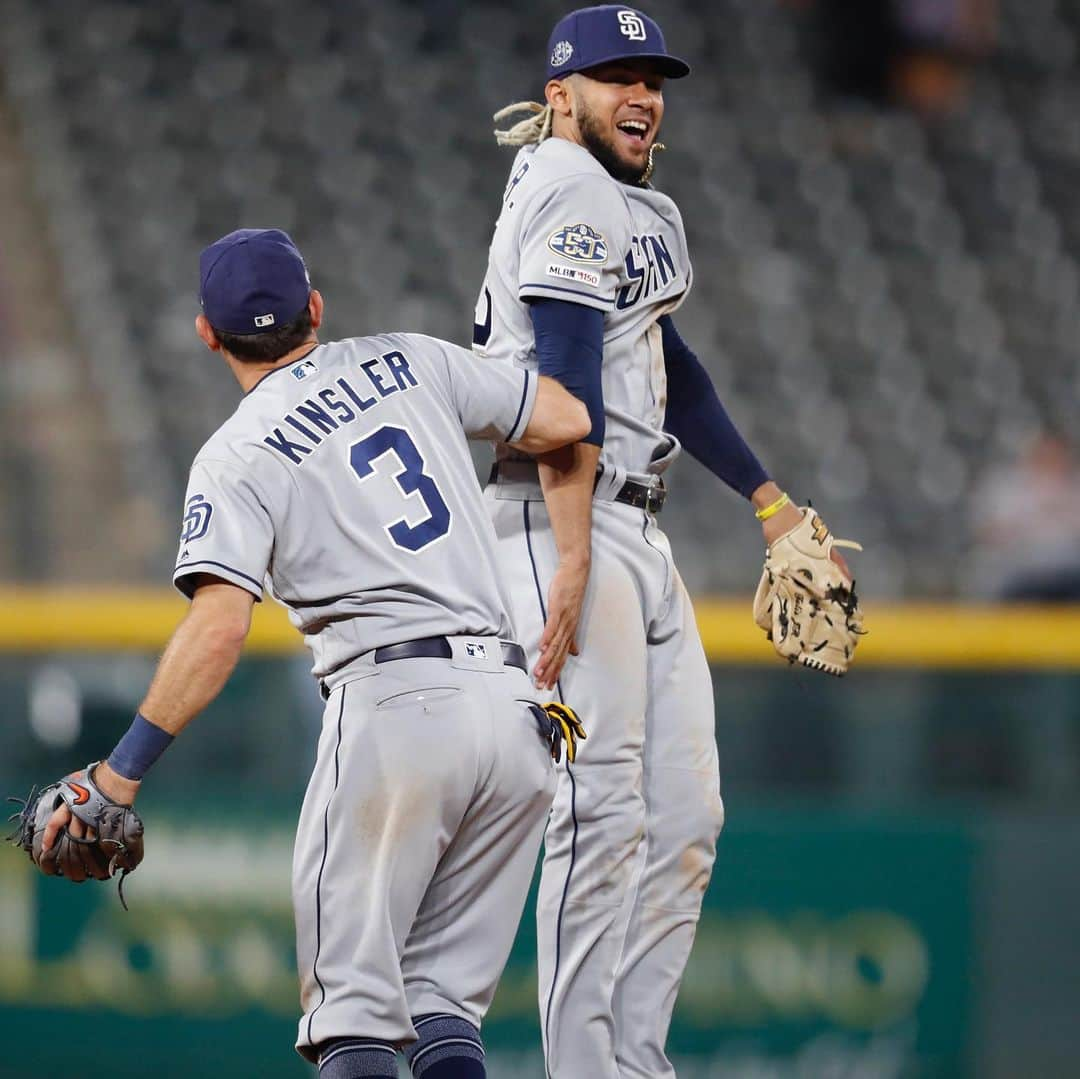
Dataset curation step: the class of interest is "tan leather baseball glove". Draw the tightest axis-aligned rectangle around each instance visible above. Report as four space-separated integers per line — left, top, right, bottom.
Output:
752 508 865 676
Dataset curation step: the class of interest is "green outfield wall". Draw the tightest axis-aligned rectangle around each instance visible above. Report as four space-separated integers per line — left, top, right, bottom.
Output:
0 618 1077 1077
0 804 979 1078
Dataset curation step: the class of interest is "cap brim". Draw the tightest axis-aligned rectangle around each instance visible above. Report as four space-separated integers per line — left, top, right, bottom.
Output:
563 53 691 80
647 54 691 79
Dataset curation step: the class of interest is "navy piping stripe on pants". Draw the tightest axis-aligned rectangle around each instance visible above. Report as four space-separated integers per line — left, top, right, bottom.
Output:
307 684 348 1046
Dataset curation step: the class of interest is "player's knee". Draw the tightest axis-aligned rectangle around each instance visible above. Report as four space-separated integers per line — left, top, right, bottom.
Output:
690 781 725 845
578 787 648 895
671 791 724 903
662 775 724 861
405 1014 485 1078
709 787 726 839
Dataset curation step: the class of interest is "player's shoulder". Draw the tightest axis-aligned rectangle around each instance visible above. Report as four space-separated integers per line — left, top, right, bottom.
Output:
330 330 462 369
189 411 257 474
627 179 684 219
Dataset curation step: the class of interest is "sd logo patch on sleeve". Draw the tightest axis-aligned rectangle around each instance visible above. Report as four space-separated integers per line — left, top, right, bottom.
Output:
181 494 214 542
547 224 608 264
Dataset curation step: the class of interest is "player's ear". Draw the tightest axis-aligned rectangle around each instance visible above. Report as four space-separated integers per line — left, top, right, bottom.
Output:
545 78 574 118
195 314 222 352
307 289 324 331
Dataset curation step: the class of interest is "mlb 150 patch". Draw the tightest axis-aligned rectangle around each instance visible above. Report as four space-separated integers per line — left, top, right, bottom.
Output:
547 223 608 264
547 262 601 288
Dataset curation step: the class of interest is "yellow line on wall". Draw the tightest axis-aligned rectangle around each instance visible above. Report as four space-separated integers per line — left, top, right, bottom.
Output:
0 588 298 654
694 600 1080 669
2 588 1080 668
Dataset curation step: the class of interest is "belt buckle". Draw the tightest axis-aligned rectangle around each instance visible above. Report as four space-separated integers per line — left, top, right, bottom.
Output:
645 485 664 514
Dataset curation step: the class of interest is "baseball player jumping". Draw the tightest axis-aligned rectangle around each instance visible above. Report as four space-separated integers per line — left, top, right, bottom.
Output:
473 6 861 1076
11 228 591 1079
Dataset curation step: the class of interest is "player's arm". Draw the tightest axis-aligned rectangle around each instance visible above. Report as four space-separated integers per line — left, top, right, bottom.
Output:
136 579 255 734
44 451 273 845
43 577 255 849
510 372 595 683
527 299 604 690
532 440 599 689
506 176 629 685
660 315 804 542
510 374 591 454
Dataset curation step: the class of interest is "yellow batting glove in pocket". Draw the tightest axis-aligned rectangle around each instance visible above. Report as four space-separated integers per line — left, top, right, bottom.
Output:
544 702 587 764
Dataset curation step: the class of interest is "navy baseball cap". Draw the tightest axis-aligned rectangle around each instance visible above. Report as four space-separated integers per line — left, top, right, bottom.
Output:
546 5 690 81
199 228 311 335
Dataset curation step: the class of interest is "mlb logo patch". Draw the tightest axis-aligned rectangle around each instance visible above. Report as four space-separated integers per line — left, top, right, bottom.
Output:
292 359 318 381
254 313 276 328
465 642 488 660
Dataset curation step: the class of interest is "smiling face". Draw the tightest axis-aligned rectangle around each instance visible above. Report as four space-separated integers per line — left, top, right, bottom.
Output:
548 60 666 185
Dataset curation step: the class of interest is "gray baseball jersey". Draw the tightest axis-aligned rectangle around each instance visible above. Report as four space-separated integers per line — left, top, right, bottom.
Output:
172 332 536 677
171 330 556 1060
473 136 692 482
475 136 725 1079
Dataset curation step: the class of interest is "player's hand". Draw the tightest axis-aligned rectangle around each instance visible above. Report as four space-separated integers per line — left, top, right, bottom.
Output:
41 764 139 853
759 500 803 545
42 801 80 853
761 502 852 581
534 559 588 690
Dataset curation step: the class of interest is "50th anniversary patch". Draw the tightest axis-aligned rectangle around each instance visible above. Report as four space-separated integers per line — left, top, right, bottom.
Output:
547 223 608 264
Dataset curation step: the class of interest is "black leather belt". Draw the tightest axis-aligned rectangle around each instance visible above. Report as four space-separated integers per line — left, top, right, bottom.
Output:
489 463 667 515
613 478 667 514
373 636 527 672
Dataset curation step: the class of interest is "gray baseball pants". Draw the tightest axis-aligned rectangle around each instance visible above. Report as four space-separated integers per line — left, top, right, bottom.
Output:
293 641 556 1063
488 483 726 1079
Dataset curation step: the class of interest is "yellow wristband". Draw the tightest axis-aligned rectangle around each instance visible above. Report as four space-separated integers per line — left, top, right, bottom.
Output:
755 492 790 521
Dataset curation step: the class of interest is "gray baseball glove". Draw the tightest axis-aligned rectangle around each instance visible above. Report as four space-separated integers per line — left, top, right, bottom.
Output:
8 764 144 907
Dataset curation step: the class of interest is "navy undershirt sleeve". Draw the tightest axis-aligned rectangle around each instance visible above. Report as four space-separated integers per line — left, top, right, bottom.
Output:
529 298 605 446
660 315 769 498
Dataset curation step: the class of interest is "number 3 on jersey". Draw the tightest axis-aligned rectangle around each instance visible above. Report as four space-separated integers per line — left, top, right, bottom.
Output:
349 425 451 552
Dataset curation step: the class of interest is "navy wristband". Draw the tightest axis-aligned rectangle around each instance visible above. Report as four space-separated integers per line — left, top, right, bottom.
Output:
107 712 175 781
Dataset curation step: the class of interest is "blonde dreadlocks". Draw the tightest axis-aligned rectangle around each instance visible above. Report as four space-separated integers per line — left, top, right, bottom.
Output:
493 101 554 147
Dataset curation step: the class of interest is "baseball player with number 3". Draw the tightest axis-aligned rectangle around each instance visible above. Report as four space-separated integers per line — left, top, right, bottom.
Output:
473 6 864 1076
9 228 591 1079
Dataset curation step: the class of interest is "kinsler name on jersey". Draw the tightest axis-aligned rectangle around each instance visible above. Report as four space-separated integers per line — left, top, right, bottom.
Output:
263 349 420 466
